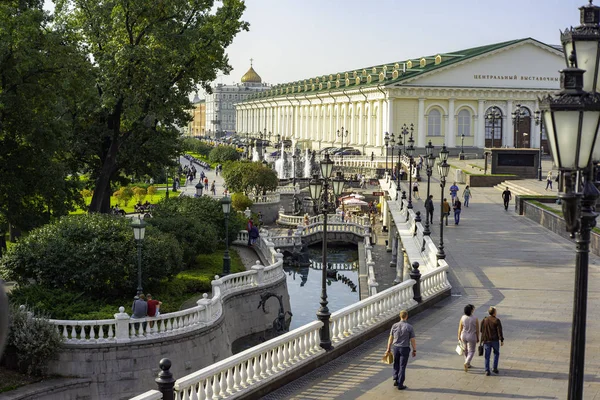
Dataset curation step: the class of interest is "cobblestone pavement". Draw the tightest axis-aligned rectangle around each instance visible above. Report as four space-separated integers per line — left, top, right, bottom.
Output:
264 171 600 399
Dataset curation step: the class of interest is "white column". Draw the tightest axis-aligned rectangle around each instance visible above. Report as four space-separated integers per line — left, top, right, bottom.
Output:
418 98 426 146
377 99 384 148
477 100 485 148
387 97 394 135
358 102 364 146
505 100 513 147
446 98 456 148
533 99 540 148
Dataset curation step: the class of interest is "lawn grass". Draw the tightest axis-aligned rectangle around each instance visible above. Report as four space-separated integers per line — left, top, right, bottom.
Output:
70 190 169 215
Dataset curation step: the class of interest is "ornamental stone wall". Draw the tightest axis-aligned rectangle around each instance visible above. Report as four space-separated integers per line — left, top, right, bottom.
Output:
44 277 289 400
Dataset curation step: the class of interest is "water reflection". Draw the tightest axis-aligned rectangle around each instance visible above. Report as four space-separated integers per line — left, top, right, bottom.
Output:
284 244 359 330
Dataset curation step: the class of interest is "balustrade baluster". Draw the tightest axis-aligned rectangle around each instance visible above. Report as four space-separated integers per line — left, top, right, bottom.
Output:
205 376 214 400
108 324 114 339
191 382 201 400
253 355 261 382
238 361 247 388
260 353 268 378
220 369 228 396
246 357 255 385
283 341 292 366
271 346 280 373
298 333 307 358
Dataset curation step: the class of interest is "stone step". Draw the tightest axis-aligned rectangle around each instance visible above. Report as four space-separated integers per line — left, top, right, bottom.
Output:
493 180 539 196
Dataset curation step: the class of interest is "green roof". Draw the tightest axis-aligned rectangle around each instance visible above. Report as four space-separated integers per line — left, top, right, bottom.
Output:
240 38 561 102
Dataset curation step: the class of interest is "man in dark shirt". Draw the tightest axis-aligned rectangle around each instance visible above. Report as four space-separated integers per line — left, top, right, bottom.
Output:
386 310 417 390
424 195 434 224
480 306 504 376
502 187 512 211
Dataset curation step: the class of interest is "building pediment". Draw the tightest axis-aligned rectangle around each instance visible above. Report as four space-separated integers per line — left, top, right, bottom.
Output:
394 40 563 90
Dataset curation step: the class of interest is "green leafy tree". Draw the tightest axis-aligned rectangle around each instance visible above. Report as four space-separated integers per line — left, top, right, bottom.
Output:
152 196 245 245
231 192 253 212
209 146 241 164
182 138 213 158
0 0 90 237
223 161 278 196
0 214 183 296
147 185 157 200
133 187 147 203
54 0 249 213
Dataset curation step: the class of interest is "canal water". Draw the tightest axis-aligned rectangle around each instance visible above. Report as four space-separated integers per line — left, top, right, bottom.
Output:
232 244 359 353
285 244 360 330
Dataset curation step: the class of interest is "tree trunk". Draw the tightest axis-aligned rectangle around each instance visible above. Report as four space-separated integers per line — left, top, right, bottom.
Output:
89 137 119 213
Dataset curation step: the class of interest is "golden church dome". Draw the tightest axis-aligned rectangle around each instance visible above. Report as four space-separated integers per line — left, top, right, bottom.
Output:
241 64 262 83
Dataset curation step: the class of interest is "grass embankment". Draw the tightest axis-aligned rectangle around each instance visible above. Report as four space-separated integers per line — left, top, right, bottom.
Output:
70 191 169 215
0 367 42 393
7 249 246 320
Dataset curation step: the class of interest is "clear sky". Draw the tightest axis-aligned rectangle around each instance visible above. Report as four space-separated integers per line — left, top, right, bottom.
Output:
44 0 583 91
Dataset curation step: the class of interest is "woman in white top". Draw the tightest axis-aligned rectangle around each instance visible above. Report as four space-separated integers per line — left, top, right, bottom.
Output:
458 304 479 372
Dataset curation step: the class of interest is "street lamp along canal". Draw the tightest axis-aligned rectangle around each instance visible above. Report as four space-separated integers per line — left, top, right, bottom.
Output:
221 196 232 276
539 3 600 397
131 215 147 295
436 145 450 260
422 140 435 249
309 153 345 350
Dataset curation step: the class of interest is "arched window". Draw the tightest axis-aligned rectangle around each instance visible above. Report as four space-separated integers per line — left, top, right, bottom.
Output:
457 109 471 136
427 109 441 136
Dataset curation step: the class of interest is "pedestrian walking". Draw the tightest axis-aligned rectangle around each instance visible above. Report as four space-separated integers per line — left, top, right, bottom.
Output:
463 186 472 207
453 198 462 225
502 187 512 211
424 195 434 224
204 177 209 191
210 181 216 195
449 182 459 204
480 306 504 376
458 304 479 372
385 310 417 390
412 181 420 199
442 198 451 226
545 171 553 190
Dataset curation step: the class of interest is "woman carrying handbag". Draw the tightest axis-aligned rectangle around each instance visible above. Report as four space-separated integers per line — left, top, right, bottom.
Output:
457 304 479 372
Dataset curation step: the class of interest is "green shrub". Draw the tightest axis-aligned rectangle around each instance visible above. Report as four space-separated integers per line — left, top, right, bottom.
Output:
209 146 240 164
3 304 63 376
182 138 213 158
0 214 183 296
152 196 245 245
231 192 253 212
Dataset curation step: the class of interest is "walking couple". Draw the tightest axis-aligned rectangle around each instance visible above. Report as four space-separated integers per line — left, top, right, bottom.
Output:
458 305 504 376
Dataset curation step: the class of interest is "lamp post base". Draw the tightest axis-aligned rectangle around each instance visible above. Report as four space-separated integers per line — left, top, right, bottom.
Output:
317 308 332 350
222 250 231 276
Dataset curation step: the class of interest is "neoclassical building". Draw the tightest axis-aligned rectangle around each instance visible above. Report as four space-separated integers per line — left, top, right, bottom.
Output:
204 62 271 136
235 38 564 153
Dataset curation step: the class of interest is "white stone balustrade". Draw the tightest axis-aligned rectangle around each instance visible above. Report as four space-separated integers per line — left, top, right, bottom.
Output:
329 279 417 345
44 257 285 345
49 318 117 344
277 212 371 227
275 184 299 195
129 390 163 400
419 262 451 300
248 192 281 204
172 321 324 400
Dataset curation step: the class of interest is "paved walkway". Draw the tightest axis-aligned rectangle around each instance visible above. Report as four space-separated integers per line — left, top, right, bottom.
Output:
263 161 600 399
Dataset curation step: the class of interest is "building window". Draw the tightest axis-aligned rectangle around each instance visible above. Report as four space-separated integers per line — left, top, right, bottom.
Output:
457 109 471 136
427 109 441 137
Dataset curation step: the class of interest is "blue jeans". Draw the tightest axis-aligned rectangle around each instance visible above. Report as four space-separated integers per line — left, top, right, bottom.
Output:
464 196 470 207
454 209 461 224
392 346 411 386
484 341 500 372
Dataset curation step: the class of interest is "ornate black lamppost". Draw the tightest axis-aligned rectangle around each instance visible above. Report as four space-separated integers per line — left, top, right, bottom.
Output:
401 123 412 154
384 132 390 174
406 131 415 210
292 153 297 186
540 5 600 397
309 154 345 350
221 196 232 276
459 134 465 160
534 110 543 181
437 145 450 260
337 127 349 163
486 107 502 148
512 104 528 148
422 141 435 242
389 133 396 178
131 216 147 295
396 137 404 200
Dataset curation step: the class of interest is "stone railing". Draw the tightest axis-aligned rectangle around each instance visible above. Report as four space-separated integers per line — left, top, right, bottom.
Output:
170 321 324 399
46 256 285 345
276 212 370 227
308 260 358 270
420 262 451 300
364 237 378 296
329 155 386 168
248 192 281 204
131 271 425 400
276 184 300 195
